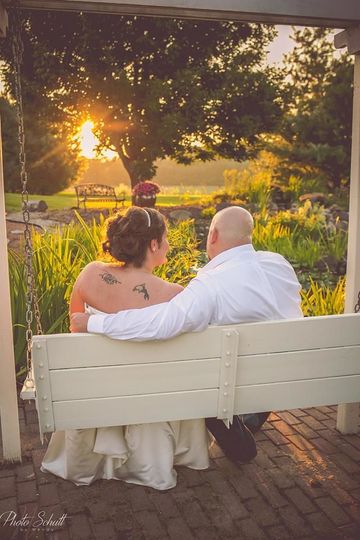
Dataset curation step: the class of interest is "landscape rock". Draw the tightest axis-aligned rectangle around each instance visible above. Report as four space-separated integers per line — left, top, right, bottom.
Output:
299 192 327 205
26 200 48 212
168 209 193 222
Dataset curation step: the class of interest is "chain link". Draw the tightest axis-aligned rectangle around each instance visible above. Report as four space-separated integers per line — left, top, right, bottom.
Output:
355 292 360 314
10 2 42 387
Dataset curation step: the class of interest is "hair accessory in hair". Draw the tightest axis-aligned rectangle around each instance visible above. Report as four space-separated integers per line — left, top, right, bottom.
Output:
143 209 151 227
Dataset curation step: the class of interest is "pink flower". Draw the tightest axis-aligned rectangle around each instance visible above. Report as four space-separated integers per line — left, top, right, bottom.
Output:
132 181 161 197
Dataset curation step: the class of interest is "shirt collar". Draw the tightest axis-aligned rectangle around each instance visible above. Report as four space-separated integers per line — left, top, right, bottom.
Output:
198 244 256 274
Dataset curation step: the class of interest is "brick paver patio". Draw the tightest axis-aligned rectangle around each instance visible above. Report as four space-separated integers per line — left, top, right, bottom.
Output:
0 400 359 539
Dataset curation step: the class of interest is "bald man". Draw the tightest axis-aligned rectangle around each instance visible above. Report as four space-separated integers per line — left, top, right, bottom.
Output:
71 206 302 462
206 205 254 260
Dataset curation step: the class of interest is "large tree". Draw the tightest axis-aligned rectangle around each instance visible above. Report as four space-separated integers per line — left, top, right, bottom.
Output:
272 28 353 190
1 11 283 189
0 97 83 194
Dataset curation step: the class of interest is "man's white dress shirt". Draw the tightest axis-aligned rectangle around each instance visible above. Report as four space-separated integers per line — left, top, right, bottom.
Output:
87 244 303 340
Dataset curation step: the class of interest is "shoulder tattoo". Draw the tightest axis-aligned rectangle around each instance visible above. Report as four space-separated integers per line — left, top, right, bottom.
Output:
99 272 122 285
133 283 150 301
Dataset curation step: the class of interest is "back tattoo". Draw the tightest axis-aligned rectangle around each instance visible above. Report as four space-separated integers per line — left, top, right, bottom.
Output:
99 272 121 285
133 283 150 301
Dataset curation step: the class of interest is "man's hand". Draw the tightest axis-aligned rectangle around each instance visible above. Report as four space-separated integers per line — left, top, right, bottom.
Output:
70 313 90 333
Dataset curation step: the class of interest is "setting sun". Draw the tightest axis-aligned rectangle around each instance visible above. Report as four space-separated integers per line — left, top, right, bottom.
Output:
79 120 98 158
78 120 117 160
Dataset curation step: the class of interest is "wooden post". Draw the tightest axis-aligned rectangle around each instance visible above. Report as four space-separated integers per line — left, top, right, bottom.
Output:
337 53 360 434
0 116 22 462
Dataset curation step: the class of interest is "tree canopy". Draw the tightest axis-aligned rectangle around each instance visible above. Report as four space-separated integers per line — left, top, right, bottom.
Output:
1 11 283 188
272 28 353 190
0 97 84 194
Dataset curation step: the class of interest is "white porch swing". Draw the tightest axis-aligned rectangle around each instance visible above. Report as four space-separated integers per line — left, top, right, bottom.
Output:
0 0 359 462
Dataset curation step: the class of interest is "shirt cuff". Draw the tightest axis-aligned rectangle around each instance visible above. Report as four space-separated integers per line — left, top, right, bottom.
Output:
87 314 107 334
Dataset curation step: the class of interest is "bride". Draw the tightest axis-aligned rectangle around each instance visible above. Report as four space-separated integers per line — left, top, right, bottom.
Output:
41 206 209 490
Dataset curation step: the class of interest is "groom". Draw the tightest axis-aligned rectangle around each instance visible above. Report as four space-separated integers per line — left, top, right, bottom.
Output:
71 206 303 462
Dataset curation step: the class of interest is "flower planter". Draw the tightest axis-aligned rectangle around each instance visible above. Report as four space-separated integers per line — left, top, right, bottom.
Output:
132 182 160 207
135 195 156 208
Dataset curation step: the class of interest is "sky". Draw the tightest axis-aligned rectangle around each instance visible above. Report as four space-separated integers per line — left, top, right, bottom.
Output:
267 25 295 64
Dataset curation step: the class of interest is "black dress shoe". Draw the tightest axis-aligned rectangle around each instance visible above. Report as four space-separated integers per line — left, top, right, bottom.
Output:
206 415 257 463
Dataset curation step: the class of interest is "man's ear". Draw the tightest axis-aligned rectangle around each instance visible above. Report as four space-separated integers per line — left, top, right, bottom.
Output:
209 227 218 245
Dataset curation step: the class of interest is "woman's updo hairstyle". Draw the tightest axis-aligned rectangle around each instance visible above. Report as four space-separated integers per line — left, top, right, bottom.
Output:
102 207 166 267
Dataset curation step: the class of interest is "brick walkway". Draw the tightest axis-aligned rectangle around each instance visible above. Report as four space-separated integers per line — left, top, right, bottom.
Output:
0 401 359 540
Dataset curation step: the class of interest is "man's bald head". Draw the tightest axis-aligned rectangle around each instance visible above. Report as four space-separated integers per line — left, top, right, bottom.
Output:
206 206 254 259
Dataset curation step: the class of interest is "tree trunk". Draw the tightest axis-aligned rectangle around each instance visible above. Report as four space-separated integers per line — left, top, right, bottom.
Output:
116 148 141 205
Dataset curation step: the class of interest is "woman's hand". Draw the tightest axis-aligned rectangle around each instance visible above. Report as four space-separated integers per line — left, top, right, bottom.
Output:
70 313 90 333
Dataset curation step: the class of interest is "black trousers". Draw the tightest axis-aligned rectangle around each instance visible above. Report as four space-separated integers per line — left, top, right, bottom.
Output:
242 412 271 433
205 415 258 463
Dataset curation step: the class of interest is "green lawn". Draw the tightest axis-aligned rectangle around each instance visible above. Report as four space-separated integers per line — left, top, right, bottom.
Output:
5 191 205 213
5 192 77 212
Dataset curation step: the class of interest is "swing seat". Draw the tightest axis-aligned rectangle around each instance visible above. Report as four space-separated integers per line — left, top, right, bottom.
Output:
28 313 360 442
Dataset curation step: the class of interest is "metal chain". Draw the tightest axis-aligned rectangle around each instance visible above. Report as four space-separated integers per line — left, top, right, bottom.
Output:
10 3 42 387
355 292 360 314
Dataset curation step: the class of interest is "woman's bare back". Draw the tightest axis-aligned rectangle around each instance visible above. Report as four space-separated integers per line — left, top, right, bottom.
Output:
70 261 183 314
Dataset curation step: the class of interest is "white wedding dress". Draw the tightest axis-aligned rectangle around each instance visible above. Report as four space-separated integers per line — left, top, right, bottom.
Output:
40 305 210 490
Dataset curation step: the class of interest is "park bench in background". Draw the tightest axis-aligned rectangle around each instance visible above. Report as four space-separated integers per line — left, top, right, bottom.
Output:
31 313 360 442
75 183 125 209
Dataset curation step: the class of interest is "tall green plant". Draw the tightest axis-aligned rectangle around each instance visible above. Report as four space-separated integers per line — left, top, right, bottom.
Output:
223 151 277 213
253 221 291 253
301 277 345 316
155 219 200 286
319 227 348 263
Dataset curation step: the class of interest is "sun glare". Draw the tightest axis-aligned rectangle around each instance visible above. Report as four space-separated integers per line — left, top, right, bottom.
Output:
79 120 98 158
78 120 117 160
